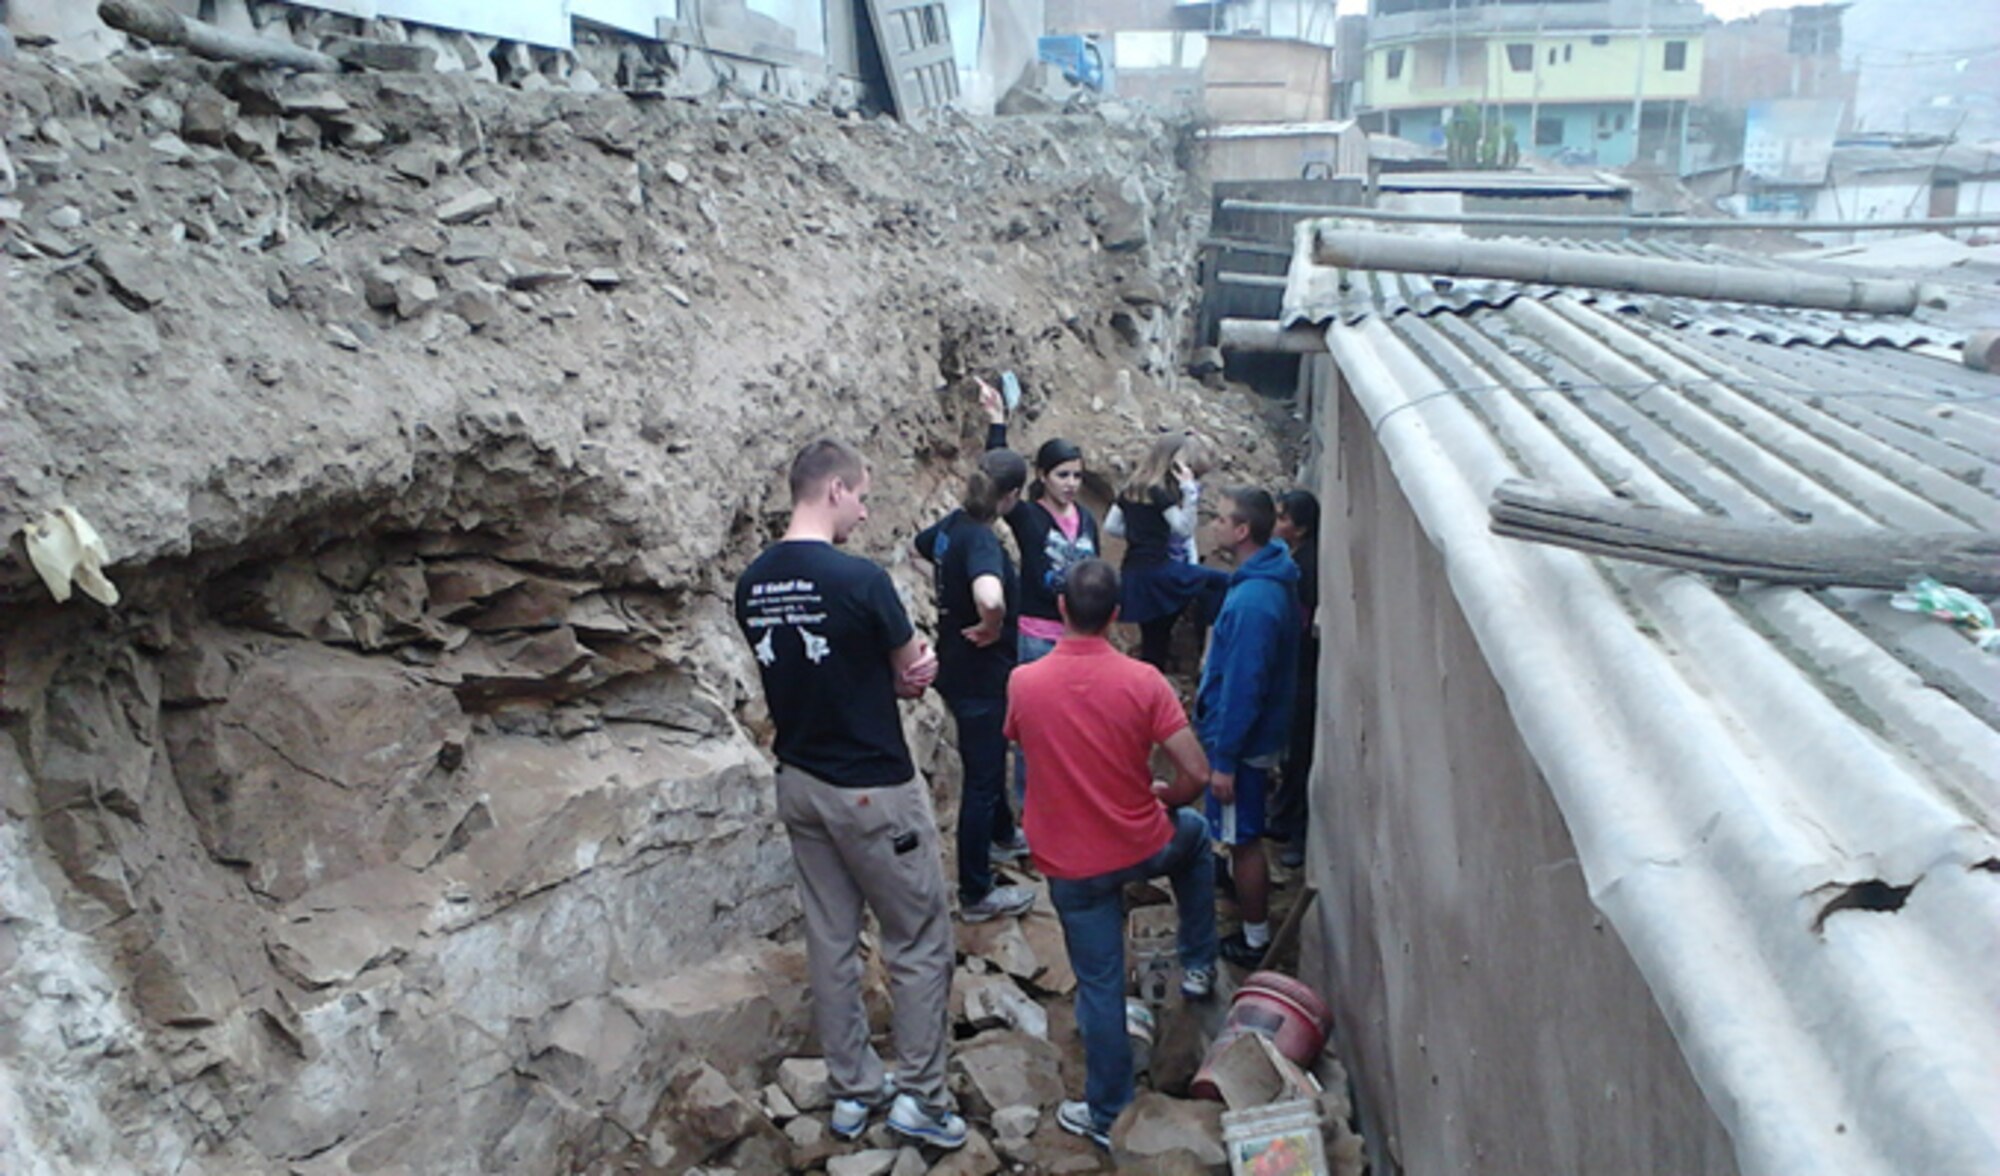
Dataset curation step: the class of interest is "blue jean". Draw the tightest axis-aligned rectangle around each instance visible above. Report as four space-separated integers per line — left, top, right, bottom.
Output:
948 695 1016 903
1012 632 1059 810
1047 808 1218 1131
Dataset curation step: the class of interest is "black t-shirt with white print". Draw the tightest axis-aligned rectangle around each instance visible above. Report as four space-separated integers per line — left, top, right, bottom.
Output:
735 540 916 788
914 509 1019 701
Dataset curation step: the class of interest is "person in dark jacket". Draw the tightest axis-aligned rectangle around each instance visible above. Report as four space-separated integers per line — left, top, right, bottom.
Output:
1195 487 1300 967
914 449 1038 924
1271 489 1320 869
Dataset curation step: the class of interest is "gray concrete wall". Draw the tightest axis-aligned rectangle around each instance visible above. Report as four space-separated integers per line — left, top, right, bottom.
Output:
1295 359 1740 1176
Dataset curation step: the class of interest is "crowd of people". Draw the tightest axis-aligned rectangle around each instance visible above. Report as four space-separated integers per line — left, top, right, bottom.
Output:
732 392 1322 1153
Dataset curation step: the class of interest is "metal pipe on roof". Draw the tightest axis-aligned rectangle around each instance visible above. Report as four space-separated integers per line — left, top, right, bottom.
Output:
1216 271 1291 290
1218 319 1330 353
1314 227 1921 314
1220 200 2000 233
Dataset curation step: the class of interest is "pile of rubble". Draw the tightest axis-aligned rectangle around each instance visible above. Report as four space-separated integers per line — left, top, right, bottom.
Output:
635 884 1365 1175
0 23 1313 1176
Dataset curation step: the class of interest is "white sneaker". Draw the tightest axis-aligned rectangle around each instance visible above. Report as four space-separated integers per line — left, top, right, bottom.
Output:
885 1092 967 1149
958 884 1035 923
1056 1099 1110 1149
828 1075 896 1141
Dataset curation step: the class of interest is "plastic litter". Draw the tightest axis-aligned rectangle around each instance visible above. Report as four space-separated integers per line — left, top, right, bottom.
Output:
1222 1096 1329 1175
23 506 120 606
1890 577 1998 653
1000 369 1022 412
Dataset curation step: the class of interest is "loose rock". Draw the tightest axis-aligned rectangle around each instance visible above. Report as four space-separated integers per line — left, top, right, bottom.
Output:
776 1056 831 1112
1109 1092 1226 1173
827 1149 901 1176
437 188 502 225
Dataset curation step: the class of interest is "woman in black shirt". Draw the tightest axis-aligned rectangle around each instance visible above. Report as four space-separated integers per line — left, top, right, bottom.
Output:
914 448 1038 923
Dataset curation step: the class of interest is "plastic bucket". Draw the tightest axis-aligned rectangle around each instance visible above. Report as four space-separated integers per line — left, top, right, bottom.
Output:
1190 971 1333 1102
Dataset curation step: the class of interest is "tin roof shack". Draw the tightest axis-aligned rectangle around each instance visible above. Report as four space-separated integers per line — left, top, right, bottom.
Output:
1281 231 2000 1175
1203 34 1336 123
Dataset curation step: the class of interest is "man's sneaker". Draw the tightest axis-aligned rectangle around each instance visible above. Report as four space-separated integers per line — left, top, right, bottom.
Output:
1278 842 1305 869
886 1092 968 1149
1056 1099 1111 1149
959 884 1035 923
828 1075 896 1141
1219 930 1266 969
1180 964 1217 1002
990 833 1031 864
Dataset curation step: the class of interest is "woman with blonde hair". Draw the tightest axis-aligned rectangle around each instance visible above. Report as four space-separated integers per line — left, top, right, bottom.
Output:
1105 432 1228 671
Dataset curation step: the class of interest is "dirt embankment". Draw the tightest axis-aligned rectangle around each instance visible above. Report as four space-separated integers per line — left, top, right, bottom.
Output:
0 46 1293 1175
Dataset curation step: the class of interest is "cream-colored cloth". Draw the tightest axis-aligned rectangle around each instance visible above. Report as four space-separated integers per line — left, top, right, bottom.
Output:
23 506 120 605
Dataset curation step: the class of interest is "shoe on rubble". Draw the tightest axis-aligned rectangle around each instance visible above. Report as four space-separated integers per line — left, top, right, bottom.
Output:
959 884 1035 923
1056 1099 1111 1149
828 1074 897 1141
1180 963 1217 1002
886 1092 968 1149
1219 930 1267 969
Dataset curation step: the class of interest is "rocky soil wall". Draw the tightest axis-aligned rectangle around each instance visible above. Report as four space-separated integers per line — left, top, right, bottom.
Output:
0 45 1287 1175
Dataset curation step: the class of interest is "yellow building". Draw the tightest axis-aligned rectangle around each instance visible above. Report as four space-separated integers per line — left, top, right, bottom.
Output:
1361 0 1706 168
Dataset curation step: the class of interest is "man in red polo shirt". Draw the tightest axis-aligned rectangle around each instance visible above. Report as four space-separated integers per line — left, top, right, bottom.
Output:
1004 558 1218 1148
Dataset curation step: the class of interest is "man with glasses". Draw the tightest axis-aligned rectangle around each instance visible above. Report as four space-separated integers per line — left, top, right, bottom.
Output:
1197 488 1301 968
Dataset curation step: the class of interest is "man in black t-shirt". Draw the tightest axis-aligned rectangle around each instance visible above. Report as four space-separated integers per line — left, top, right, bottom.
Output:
734 439 967 1151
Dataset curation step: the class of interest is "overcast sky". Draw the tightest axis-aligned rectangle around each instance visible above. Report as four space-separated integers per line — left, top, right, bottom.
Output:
1333 0 1796 16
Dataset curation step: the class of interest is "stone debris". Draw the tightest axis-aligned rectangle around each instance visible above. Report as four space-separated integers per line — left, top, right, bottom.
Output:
760 1081 799 1121
826 1149 902 1176
959 972 1050 1040
324 35 439 73
956 917 1043 984
992 1104 1040 1140
90 243 170 308
775 1056 831 1112
929 1128 1004 1175
436 187 502 225
1111 1091 1228 1172
952 1030 1065 1118
783 1114 840 1169
180 88 235 146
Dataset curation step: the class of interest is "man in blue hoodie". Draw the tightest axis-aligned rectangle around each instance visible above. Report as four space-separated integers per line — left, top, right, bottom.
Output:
1196 487 1301 968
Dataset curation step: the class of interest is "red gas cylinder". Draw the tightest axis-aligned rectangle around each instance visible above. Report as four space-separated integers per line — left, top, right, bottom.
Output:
1190 971 1334 1101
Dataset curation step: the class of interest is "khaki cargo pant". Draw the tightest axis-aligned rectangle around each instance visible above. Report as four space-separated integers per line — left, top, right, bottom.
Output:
775 764 955 1109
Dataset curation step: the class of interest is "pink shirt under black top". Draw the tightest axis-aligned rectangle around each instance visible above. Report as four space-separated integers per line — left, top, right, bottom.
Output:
1017 503 1082 644
1004 636 1190 879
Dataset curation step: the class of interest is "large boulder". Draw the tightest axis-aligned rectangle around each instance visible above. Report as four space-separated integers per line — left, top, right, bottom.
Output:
1110 1092 1226 1174
950 1030 1064 1118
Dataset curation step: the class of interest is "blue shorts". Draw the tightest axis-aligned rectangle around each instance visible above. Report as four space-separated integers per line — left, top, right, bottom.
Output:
1205 762 1270 846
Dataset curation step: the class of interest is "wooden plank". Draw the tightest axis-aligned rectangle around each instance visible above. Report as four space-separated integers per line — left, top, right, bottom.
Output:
1488 479 2000 593
864 0 957 119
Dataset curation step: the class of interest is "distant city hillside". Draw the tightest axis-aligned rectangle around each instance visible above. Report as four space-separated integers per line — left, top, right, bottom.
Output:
1843 0 2000 141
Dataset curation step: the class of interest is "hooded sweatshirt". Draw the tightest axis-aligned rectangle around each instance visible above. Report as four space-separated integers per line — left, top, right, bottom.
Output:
1195 540 1301 775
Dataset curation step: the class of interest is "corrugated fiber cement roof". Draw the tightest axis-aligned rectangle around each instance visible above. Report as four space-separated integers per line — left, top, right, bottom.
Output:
1295 235 2000 1176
